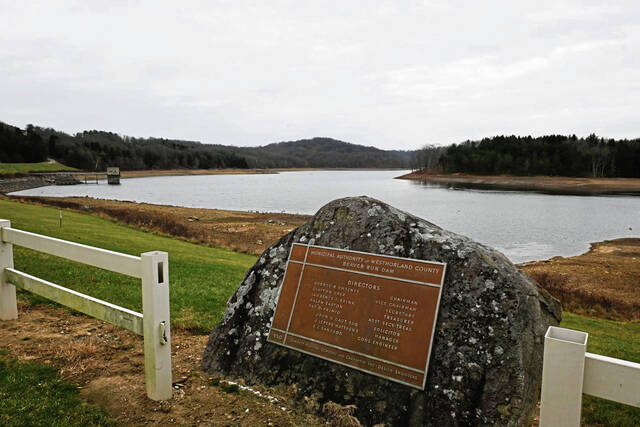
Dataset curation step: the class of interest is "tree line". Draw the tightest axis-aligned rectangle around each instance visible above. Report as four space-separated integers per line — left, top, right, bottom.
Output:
0 121 249 170
0 121 413 171
0 123 48 163
37 127 249 171
2 120 638 177
418 134 640 178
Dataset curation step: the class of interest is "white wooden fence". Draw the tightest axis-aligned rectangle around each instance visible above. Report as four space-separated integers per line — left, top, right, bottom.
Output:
0 219 172 401
539 326 640 426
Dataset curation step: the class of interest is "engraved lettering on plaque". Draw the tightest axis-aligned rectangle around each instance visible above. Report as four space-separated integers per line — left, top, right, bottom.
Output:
267 243 446 389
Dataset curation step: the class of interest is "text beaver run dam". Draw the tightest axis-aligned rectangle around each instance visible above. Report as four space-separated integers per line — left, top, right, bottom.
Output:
267 243 446 389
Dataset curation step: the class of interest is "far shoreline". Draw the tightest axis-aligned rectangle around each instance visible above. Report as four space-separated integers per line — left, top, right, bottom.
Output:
120 167 407 179
0 168 409 193
120 168 282 178
397 171 640 196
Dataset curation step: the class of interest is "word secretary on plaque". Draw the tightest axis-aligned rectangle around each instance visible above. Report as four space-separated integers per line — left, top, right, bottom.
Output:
267 243 446 389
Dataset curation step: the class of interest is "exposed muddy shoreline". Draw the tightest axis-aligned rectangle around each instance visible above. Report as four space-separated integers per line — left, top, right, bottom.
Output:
120 167 404 179
398 172 640 196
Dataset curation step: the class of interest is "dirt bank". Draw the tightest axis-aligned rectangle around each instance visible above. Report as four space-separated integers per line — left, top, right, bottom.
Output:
8 196 309 255
520 238 640 320
398 172 640 195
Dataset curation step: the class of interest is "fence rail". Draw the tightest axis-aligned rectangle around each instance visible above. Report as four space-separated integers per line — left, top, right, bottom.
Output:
0 220 171 401
583 352 640 407
1 227 142 278
6 268 144 335
539 326 640 426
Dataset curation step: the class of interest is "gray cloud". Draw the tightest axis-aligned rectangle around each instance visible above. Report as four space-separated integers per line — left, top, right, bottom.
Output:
1 0 638 149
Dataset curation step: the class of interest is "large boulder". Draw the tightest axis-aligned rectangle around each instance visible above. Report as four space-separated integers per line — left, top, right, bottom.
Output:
202 196 561 426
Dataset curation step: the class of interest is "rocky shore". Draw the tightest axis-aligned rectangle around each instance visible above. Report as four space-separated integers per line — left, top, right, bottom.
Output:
0 176 49 194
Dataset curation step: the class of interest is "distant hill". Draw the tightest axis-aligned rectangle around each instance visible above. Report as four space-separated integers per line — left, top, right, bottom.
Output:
0 121 416 171
236 138 414 168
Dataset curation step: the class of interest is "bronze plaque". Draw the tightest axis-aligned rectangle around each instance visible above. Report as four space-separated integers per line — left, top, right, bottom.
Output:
267 243 446 389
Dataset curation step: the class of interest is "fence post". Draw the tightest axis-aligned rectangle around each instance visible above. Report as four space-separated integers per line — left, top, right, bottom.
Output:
539 326 588 427
141 251 172 400
0 220 17 320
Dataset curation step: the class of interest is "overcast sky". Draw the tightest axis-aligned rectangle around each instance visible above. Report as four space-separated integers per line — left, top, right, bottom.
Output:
1 1 638 150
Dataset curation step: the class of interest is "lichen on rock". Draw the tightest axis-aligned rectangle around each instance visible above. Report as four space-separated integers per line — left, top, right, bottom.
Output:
202 196 561 426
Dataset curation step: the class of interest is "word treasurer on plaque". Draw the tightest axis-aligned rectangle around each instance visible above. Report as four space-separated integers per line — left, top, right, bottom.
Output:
267 243 447 389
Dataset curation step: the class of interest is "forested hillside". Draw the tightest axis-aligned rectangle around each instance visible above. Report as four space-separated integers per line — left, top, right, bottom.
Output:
0 121 413 170
0 123 48 163
419 134 640 178
35 126 248 170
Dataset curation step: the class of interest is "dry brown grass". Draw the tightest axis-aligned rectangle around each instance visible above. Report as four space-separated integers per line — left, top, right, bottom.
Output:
521 238 640 320
8 195 309 255
526 270 637 319
322 402 362 427
52 339 102 380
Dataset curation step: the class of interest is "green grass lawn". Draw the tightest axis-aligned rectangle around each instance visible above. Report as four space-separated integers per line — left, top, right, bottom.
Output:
0 349 114 427
0 160 78 175
560 313 640 426
0 198 256 332
0 198 637 425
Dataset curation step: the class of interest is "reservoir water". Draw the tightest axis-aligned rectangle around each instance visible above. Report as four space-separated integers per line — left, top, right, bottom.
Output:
12 170 640 263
